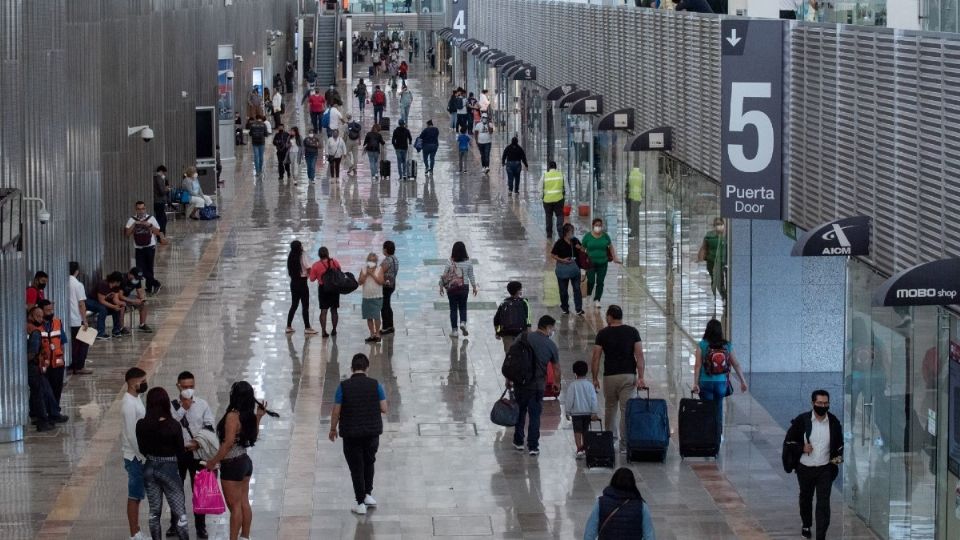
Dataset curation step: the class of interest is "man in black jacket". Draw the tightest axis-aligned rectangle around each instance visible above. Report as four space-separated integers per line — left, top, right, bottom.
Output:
783 389 843 540
392 120 413 180
329 353 388 515
273 124 292 181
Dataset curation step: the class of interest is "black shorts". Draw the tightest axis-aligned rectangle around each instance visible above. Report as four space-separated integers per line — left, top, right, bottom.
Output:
318 288 340 310
219 454 253 482
571 415 593 434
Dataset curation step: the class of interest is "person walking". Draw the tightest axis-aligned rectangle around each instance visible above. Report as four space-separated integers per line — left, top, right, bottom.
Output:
344 114 362 176
447 89 461 132
169 372 214 539
507 315 560 457
307 89 326 134
325 129 347 180
363 124 386 180
583 468 656 540
697 217 728 305
541 161 566 239
590 305 645 453
152 166 171 236
690 319 748 448
302 129 322 183
493 281 530 353
329 353 388 515
438 241 478 338
456 127 471 174
122 367 148 540
371 85 387 125
354 79 368 117
501 137 528 195
271 89 283 128
562 361 601 459
308 247 342 338
417 120 440 175
456 90 470 133
125 200 165 294
136 387 189 540
248 115 269 176
398 85 413 125
473 113 494 173
551 223 584 316
288 126 303 184
359 252 385 343
582 218 619 308
285 241 317 335
783 390 843 540
273 124 292 182
379 241 399 335
67 262 93 375
392 119 413 180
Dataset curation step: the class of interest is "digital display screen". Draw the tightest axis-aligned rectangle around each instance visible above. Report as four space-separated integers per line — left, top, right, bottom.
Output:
949 340 960 476
195 108 215 162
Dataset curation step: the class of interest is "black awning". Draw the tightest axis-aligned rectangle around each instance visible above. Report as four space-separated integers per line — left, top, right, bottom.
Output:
569 95 603 115
558 89 590 108
625 126 674 152
597 109 635 131
546 84 577 100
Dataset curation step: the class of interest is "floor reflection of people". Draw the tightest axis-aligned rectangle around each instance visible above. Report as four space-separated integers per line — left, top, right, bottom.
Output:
625 167 643 237
697 217 727 305
443 338 473 422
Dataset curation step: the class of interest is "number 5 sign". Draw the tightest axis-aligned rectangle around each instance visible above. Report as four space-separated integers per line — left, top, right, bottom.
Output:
720 19 783 220
450 0 468 38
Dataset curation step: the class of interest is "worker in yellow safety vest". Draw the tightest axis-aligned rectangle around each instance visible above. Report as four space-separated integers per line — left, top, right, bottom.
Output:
626 167 644 236
542 160 566 239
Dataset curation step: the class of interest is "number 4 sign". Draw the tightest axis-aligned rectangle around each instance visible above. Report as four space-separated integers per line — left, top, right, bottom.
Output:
720 19 783 220
450 0 468 38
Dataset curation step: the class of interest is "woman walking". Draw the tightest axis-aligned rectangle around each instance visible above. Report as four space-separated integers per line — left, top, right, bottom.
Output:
285 241 317 335
288 126 303 184
551 223 584 316
583 468 656 540
379 241 399 334
691 319 748 448
325 129 347 180
359 252 385 343
136 387 189 540
438 241 478 338
581 218 619 308
308 247 342 338
354 79 368 116
205 382 270 540
363 124 386 180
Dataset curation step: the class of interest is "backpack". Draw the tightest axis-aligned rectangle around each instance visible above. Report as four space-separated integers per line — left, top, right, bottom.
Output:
347 121 361 140
501 334 538 387
441 262 466 292
447 97 458 114
496 297 526 335
321 109 331 129
455 96 464 110
131 216 153 247
322 266 359 295
372 90 386 106
703 344 731 375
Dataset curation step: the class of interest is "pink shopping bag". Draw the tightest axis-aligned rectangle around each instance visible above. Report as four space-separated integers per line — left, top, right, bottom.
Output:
192 469 226 515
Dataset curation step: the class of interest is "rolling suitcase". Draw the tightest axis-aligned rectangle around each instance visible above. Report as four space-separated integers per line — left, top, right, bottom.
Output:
543 361 560 399
625 388 669 462
407 159 417 180
584 420 615 468
678 393 720 458
380 116 390 131
379 160 391 178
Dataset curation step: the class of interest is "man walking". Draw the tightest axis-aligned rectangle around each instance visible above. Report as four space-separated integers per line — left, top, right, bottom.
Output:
541 161 565 239
67 262 93 375
417 120 440 175
784 390 843 540
509 315 560 456
371 85 387 125
303 129 322 183
590 305 645 453
398 85 413 125
124 201 165 294
122 367 148 540
307 89 326 134
273 124 292 182
473 113 494 173
501 137 528 195
152 166 170 235
248 115 269 176
344 114 362 176
329 353 388 515
392 119 413 180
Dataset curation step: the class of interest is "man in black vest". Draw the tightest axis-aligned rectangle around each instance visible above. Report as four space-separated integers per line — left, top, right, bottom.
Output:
329 353 387 515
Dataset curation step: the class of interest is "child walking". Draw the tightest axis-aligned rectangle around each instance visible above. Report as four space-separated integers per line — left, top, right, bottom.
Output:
359 252 384 343
562 360 601 459
457 127 471 173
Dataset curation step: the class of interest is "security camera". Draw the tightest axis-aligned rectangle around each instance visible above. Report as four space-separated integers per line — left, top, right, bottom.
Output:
38 209 51 225
234 55 244 63
141 127 154 142
226 70 235 80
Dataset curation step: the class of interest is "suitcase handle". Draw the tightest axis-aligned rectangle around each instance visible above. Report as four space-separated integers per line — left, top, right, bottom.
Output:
635 386 650 399
589 419 603 431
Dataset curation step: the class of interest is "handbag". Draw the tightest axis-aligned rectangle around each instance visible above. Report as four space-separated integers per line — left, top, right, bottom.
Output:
490 388 519 427
576 248 593 270
192 469 227 515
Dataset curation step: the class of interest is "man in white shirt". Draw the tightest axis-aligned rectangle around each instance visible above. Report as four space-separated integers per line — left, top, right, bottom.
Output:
478 89 490 113
169 371 214 538
67 262 93 375
124 200 165 295
784 389 843 540
121 367 148 540
473 114 495 173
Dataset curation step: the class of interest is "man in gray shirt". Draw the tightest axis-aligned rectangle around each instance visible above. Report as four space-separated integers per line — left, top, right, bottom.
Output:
511 315 561 456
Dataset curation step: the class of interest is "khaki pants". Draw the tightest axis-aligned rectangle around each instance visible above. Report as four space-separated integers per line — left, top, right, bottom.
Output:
603 373 637 449
344 139 360 171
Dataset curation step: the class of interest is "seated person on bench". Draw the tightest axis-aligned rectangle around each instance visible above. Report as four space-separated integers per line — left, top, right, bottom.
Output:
121 267 153 334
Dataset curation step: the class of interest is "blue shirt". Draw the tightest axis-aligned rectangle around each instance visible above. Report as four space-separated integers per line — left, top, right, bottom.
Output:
583 499 655 540
698 340 732 383
335 381 386 404
457 133 471 151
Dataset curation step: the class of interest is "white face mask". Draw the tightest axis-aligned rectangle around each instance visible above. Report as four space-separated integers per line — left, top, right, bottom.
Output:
180 389 195 400
593 226 602 233
366 261 376 268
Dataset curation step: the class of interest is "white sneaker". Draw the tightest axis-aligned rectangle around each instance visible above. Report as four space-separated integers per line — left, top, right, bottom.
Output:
576 450 586 460
459 324 469 336
449 329 458 338
130 533 145 540
363 494 377 507
352 502 368 515
594 300 601 309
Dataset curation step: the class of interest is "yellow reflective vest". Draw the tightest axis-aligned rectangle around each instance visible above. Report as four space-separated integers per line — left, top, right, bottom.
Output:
542 169 564 203
627 167 644 202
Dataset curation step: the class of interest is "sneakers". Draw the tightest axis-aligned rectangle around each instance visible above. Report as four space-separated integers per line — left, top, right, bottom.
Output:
449 329 458 338
561 308 570 315
130 532 145 540
575 450 586 460
801 527 812 539
529 449 540 456
594 300 601 309
138 324 153 333
304 328 319 335
114 327 132 336
364 335 381 343
96 333 111 341
513 443 525 452
576 310 586 317
363 494 377 507
352 502 367 515
459 324 469 336
379 327 395 335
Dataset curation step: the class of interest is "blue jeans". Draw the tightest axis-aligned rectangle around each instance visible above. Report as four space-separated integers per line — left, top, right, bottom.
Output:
513 388 544 450
449 112 457 129
358 97 365 113
373 105 384 124
556 271 583 312
400 105 410 124
396 149 408 177
698 378 730 446
447 289 468 329
422 143 438 171
85 296 121 336
367 151 380 177
252 144 265 174
305 153 318 181
505 161 522 191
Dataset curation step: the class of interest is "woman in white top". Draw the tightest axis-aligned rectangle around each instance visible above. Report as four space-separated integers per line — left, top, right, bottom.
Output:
181 166 212 220
271 89 283 127
438 241 478 338
325 129 347 180
359 252 384 343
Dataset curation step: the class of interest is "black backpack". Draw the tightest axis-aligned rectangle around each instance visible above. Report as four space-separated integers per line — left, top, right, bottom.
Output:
501 334 538 387
347 121 361 140
322 266 359 295
496 297 526 335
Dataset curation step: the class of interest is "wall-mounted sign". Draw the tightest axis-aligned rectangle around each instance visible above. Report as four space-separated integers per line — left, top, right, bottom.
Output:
365 22 406 31
570 95 603 115
720 19 784 220
449 0 468 40
626 127 674 152
597 109 635 131
873 258 960 306
546 84 576 101
512 65 536 81
558 89 589 108
790 216 871 257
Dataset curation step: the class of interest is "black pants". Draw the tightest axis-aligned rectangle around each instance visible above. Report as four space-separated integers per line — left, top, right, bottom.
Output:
153 202 168 235
287 278 311 328
381 286 395 329
45 366 65 405
135 246 160 292
278 150 290 179
797 463 834 540
543 200 564 238
173 455 206 531
69 326 89 372
342 435 379 504
27 362 59 421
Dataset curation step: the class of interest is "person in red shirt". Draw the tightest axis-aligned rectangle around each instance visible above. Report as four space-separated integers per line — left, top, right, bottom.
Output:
306 89 326 135
26 270 48 311
308 246 341 338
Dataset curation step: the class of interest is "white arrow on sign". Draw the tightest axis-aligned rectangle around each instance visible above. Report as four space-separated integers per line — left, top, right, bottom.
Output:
726 28 742 47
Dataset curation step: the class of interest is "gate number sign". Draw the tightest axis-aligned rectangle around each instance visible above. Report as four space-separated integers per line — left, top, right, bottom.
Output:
720 20 783 220
451 0 468 39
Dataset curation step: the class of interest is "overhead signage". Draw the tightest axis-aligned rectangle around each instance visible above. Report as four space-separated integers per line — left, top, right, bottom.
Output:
873 258 960 306
558 89 590 108
720 19 784 220
365 22 405 31
512 65 536 81
790 216 871 257
449 0 468 40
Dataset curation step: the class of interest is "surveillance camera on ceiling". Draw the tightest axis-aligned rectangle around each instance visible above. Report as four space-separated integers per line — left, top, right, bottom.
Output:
226 70 235 80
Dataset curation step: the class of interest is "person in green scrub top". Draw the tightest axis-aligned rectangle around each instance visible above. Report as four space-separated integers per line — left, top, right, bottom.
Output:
582 218 619 308
697 217 727 302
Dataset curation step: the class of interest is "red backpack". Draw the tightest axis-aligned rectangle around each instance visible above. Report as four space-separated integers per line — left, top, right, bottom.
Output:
704 344 731 375
372 90 386 106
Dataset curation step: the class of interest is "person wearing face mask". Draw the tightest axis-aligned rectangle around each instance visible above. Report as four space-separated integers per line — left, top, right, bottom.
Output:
508 315 561 457
67 262 93 375
88 271 129 339
170 371 214 538
359 252 385 343
582 218 619 308
379 241 399 335
181 166 213 220
690 319 748 453
120 267 153 333
697 217 728 304
152 165 171 235
121 367 149 540
35 300 69 406
493 281 531 353
541 161 565 239
273 123 293 182
26 306 68 432
783 390 843 540
125 201 165 294
325 128 347 180
551 224 585 316
25 270 48 311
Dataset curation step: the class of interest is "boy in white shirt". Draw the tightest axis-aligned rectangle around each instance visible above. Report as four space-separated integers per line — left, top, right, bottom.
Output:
121 367 148 540
561 360 601 459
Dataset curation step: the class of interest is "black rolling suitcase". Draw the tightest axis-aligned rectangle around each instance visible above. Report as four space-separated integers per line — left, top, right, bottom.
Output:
379 160 391 178
584 420 615 468
380 116 390 131
408 159 417 179
678 393 720 458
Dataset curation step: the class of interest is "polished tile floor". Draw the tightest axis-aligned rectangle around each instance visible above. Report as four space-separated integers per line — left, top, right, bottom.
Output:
0 59 879 539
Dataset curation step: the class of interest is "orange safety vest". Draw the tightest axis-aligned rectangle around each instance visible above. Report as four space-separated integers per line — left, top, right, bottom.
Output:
30 318 66 369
